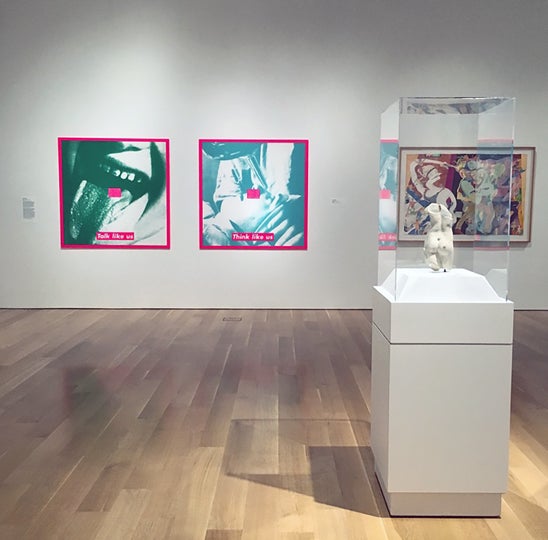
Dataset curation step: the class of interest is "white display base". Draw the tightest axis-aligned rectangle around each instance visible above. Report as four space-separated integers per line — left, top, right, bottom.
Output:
375 465 502 517
371 269 514 517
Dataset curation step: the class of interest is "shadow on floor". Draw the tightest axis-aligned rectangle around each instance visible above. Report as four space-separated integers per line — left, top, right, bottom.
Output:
223 418 389 517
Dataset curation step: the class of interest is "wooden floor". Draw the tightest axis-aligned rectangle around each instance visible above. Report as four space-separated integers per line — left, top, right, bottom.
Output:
0 309 546 540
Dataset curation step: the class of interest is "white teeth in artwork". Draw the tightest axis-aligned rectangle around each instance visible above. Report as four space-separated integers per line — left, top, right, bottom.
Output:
99 163 143 183
106 148 153 178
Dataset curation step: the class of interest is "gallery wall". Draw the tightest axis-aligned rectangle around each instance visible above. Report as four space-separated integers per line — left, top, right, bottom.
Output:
1 0 547 309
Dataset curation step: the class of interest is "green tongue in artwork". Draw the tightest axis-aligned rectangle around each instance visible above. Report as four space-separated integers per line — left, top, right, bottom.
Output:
69 180 132 242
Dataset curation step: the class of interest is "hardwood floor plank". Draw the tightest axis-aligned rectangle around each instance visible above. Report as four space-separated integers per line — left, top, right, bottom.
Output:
505 478 548 539
0 483 29 522
200 346 246 447
205 531 243 540
60 511 106 540
0 308 546 539
165 447 223 539
0 524 25 540
240 479 286 540
311 351 348 420
0 356 57 401
207 471 249 531
487 499 536 540
129 453 187 537
93 488 151 540
76 419 156 510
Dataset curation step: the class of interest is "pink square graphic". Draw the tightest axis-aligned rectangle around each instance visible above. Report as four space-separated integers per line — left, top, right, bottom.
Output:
246 188 261 199
108 187 122 198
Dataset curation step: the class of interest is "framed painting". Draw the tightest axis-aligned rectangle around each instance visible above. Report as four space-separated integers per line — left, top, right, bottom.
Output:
398 147 535 243
199 139 308 249
58 138 170 249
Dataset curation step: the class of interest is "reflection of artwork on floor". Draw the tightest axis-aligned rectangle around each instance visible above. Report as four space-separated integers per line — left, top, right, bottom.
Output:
399 148 535 242
59 138 170 249
200 140 308 250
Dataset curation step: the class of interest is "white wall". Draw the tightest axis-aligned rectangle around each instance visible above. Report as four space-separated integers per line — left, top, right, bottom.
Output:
1 0 547 308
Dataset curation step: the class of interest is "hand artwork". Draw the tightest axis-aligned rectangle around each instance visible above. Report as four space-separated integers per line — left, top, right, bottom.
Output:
200 141 306 248
424 203 455 272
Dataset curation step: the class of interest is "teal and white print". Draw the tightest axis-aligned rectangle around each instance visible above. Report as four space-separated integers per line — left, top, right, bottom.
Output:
200 140 308 250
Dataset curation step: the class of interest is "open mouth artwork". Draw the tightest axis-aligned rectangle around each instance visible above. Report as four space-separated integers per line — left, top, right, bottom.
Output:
59 139 169 248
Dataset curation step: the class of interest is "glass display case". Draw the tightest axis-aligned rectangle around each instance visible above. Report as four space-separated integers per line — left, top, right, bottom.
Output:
378 97 516 301
372 97 516 517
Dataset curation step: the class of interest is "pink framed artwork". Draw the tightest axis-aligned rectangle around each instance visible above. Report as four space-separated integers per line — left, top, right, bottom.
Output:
58 138 170 249
200 139 308 250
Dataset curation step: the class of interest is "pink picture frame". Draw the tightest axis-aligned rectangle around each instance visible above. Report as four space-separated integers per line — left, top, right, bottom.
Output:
199 139 309 250
58 137 170 249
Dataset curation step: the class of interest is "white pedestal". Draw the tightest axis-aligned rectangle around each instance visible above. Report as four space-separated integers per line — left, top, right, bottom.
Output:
371 268 514 517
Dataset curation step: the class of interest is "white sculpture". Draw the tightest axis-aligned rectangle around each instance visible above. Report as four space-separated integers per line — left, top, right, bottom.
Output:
424 203 454 272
